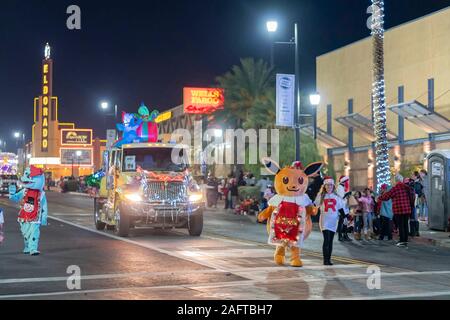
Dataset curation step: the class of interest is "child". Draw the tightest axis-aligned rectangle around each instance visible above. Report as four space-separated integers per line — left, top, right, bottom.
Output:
353 191 364 240
0 209 4 244
377 184 393 240
315 176 347 266
360 188 376 240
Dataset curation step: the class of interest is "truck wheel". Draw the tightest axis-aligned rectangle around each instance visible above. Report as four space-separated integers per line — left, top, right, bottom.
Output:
188 211 203 236
94 198 106 231
114 203 130 237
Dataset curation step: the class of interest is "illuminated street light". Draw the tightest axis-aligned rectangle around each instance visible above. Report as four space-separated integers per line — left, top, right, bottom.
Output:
266 21 278 33
100 101 109 110
309 93 321 140
14 132 20 139
309 93 321 106
76 150 82 157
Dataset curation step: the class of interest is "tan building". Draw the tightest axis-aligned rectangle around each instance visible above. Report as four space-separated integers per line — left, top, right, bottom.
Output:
28 44 106 180
315 7 450 189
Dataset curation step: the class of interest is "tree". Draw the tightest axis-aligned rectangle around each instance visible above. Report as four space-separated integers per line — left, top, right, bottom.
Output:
215 58 275 129
371 0 391 191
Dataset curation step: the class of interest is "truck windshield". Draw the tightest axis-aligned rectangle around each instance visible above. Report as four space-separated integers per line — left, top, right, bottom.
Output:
122 147 188 172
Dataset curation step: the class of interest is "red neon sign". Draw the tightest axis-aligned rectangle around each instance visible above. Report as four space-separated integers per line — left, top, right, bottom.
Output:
183 87 225 114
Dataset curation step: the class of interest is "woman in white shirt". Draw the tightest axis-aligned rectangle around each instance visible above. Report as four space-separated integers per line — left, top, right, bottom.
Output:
315 176 347 265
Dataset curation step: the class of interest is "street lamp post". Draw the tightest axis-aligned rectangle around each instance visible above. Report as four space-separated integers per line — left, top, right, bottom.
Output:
267 21 301 161
309 93 321 140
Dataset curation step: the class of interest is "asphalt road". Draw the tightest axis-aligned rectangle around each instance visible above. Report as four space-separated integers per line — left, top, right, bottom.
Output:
0 191 450 300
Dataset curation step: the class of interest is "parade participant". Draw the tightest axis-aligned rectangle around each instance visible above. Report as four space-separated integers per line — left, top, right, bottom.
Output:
336 175 352 241
377 184 393 241
258 158 323 267
0 208 4 244
8 166 48 255
315 177 347 265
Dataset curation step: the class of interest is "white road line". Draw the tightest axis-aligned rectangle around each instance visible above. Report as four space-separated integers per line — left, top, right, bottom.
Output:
2 273 450 300
0 264 370 285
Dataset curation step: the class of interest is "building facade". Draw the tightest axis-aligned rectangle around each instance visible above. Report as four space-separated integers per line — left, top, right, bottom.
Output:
316 7 450 189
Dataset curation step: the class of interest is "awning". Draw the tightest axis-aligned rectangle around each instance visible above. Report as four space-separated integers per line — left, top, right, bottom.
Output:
300 125 347 149
389 100 450 134
335 113 397 141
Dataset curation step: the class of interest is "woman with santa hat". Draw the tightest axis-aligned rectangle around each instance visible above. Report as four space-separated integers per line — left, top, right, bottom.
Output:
336 175 353 241
315 176 348 265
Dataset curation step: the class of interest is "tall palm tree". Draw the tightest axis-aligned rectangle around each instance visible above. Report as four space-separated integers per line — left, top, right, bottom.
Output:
215 58 275 129
371 0 391 191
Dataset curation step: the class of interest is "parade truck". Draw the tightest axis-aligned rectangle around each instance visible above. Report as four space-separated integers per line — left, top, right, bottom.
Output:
93 142 205 237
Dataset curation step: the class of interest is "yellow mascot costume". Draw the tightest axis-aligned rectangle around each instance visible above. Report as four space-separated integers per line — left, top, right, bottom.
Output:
258 158 323 267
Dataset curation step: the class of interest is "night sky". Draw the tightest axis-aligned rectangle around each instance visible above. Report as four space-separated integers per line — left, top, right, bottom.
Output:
1 0 449 152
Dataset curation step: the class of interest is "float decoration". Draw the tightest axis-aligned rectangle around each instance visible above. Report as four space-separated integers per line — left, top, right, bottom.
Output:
113 103 159 148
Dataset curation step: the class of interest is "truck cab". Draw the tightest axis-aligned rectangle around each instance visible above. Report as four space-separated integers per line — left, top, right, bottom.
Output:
94 142 204 237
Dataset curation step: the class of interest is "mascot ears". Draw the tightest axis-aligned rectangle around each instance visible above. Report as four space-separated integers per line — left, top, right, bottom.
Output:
304 162 324 177
261 157 281 175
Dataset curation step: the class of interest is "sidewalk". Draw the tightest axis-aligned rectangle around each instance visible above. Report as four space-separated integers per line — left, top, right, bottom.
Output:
410 221 450 248
206 204 450 249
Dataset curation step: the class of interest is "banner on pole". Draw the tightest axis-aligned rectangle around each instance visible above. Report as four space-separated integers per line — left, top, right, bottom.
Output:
276 74 295 127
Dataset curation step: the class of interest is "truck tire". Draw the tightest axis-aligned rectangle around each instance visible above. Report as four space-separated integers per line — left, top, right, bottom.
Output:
188 211 203 236
114 203 130 237
94 198 106 231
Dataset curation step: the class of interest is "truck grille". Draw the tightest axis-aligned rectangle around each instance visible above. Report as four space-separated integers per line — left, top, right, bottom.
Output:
144 181 187 203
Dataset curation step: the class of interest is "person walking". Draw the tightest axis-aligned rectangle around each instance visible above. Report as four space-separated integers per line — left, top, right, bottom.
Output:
378 174 414 247
229 176 238 210
377 184 393 241
315 176 347 266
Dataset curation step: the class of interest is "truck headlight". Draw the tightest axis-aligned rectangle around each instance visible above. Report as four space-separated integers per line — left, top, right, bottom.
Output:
189 194 203 203
125 193 143 202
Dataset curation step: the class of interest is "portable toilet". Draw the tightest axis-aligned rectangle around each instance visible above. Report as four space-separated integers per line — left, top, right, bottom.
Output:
426 150 450 231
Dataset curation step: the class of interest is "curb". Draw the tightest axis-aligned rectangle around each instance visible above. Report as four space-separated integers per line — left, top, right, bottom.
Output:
67 192 91 197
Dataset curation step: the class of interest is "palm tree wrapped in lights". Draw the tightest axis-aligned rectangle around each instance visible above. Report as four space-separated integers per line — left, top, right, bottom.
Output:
370 0 391 191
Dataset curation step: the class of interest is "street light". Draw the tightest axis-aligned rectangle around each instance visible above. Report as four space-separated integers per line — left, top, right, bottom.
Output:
100 101 118 120
266 21 301 161
266 21 278 33
309 93 321 140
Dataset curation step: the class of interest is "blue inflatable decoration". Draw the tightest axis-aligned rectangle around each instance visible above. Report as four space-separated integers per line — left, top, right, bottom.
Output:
114 112 143 148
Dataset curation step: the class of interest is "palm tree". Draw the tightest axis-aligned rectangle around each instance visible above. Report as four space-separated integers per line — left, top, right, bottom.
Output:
215 58 275 129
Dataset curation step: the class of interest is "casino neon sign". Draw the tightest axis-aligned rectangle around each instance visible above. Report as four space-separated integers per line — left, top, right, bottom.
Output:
42 63 49 152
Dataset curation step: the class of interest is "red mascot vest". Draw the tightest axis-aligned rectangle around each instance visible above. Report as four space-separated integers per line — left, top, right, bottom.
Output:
273 201 301 243
19 189 41 222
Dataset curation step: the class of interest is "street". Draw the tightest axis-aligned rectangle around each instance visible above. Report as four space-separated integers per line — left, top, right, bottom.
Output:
1 192 450 300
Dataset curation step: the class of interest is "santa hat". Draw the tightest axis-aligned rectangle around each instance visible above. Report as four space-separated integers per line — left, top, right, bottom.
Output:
323 176 334 185
339 175 349 184
29 165 44 177
291 161 304 170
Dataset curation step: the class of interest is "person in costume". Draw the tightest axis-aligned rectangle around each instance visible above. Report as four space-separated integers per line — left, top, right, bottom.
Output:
315 176 347 265
336 175 353 241
258 158 323 267
9 166 48 255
